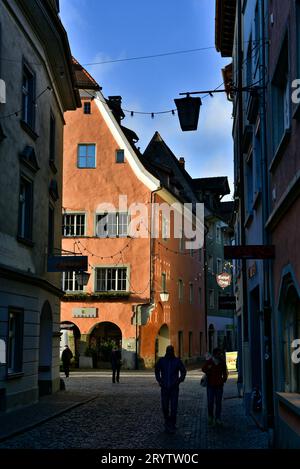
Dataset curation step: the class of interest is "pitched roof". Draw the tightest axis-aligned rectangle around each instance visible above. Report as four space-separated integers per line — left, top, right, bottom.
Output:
72 57 101 90
193 177 230 196
142 131 198 203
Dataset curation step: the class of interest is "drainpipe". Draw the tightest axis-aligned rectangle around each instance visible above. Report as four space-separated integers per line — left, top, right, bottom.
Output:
260 0 274 429
133 187 161 370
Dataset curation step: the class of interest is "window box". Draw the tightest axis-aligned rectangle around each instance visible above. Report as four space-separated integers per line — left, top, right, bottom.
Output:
252 190 261 211
17 236 35 248
244 211 253 229
62 292 130 301
20 120 38 141
7 372 24 380
277 393 300 418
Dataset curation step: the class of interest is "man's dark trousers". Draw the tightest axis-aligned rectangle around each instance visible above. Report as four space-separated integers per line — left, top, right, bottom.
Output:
161 385 179 426
112 366 120 383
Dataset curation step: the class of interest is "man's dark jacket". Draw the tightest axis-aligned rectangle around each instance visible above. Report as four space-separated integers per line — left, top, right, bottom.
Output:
155 356 186 389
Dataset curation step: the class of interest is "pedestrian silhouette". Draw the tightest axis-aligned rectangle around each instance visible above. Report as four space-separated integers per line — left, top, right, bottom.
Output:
202 348 228 426
111 344 122 383
155 344 186 433
61 345 73 378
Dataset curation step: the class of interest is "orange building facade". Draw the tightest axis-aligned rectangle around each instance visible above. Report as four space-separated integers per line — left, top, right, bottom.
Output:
61 63 205 368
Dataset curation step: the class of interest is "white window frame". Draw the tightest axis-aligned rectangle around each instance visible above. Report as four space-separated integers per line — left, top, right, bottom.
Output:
95 212 129 238
94 266 129 292
62 271 85 292
62 213 86 237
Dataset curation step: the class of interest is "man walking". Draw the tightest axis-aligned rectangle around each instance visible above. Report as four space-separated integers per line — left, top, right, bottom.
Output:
61 345 73 378
111 344 122 383
202 347 228 426
155 345 186 433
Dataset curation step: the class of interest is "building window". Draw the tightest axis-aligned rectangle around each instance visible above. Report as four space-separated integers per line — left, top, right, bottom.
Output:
49 112 56 164
162 215 169 241
272 35 290 153
83 102 91 114
216 226 222 244
198 249 202 262
198 287 202 304
48 206 55 255
7 309 24 374
161 272 167 292
96 212 128 238
189 331 193 358
283 287 300 393
22 63 35 129
95 267 128 292
208 255 214 272
217 258 223 275
296 1 300 77
246 151 254 213
246 37 253 87
178 331 183 358
18 176 33 241
189 283 194 304
77 144 96 168
179 231 184 252
116 149 125 163
254 2 260 65
254 129 262 194
199 331 203 355
209 289 214 309
62 271 84 292
62 213 85 237
178 279 184 302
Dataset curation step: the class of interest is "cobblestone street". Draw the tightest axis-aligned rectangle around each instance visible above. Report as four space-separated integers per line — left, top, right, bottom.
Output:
0 370 268 450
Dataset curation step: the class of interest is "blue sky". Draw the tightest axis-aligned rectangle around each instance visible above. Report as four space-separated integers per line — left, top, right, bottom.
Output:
60 0 233 199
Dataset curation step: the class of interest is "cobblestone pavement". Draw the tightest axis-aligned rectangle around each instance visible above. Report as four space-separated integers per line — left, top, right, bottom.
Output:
0 370 268 449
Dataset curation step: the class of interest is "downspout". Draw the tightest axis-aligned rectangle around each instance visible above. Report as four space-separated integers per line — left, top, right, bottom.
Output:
260 0 274 429
237 0 248 341
236 0 251 411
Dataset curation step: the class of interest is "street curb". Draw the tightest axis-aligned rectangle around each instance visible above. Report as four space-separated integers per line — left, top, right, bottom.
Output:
0 394 99 444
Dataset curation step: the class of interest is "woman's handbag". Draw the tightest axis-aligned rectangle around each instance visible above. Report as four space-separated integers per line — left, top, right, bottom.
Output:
200 374 207 387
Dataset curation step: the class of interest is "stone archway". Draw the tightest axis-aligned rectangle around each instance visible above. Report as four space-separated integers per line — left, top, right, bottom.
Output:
60 321 81 366
38 301 53 396
155 324 170 361
89 322 122 368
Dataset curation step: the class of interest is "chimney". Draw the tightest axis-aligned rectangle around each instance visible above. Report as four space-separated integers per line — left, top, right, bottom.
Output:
178 157 185 169
107 96 125 123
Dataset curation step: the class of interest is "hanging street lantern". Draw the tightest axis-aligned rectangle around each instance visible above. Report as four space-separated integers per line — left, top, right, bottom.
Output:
216 272 232 289
75 271 90 287
160 291 170 302
174 94 202 131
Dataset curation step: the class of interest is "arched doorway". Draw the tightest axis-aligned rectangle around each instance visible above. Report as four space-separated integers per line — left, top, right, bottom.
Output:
38 301 53 396
60 321 81 367
155 324 170 362
89 322 122 367
208 324 215 354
